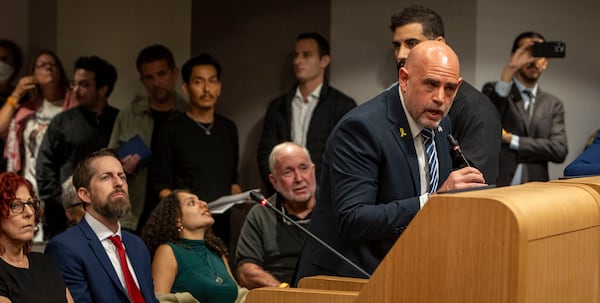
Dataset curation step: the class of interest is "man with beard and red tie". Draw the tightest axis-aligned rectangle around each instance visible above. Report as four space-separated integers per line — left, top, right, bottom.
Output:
151 54 241 248
482 31 568 186
45 149 158 303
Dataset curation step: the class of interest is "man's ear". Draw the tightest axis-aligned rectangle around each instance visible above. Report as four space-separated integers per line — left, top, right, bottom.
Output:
268 173 277 188
320 55 331 69
182 83 190 98
399 67 409 93
77 187 91 204
98 85 109 98
436 36 446 43
172 67 179 81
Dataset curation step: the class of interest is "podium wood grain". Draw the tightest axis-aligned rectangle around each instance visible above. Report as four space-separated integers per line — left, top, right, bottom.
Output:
246 178 600 302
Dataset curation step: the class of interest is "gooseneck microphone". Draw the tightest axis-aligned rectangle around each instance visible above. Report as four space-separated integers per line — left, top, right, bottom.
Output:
249 191 371 278
447 134 471 168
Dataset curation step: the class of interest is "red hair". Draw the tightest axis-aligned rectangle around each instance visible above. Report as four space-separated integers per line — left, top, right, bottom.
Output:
0 172 42 255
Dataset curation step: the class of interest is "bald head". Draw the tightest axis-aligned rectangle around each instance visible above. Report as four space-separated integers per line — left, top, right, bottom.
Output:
399 40 462 129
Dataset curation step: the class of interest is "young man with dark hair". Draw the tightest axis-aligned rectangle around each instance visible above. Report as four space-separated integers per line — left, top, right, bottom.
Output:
482 31 567 185
109 44 188 231
390 5 502 183
257 32 356 194
36 56 119 239
151 53 240 246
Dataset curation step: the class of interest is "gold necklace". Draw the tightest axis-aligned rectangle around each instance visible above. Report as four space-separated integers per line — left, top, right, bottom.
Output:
205 248 224 285
187 240 224 285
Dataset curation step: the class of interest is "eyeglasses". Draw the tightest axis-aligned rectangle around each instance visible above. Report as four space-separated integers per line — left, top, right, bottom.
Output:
35 61 57 69
9 199 40 215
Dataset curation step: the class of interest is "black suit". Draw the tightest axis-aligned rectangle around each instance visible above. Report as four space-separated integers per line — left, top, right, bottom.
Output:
294 84 453 280
257 81 355 193
447 81 502 182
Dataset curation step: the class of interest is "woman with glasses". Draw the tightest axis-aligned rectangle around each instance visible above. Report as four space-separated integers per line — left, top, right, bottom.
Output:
0 172 73 303
0 50 75 195
141 190 245 303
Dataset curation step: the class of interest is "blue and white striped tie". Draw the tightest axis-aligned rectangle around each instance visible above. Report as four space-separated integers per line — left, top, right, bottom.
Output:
421 129 439 193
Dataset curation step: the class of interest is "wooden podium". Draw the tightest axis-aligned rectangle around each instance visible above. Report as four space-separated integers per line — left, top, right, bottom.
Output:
246 178 600 303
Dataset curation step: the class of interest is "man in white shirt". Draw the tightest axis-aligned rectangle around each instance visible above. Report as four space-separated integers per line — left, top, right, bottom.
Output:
257 32 356 194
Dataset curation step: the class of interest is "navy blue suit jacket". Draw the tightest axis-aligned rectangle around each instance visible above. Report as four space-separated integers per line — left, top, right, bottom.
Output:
294 84 452 280
45 217 158 303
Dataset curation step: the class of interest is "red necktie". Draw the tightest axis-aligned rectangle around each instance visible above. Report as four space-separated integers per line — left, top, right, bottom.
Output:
109 235 146 303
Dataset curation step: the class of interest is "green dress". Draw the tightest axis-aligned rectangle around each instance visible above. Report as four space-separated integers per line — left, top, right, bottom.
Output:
167 239 237 303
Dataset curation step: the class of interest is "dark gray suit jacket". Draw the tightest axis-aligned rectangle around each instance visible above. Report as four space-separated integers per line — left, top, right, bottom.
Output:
294 84 452 281
482 82 567 186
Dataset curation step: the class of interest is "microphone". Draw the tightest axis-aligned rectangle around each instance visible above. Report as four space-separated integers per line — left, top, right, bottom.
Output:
248 191 371 278
447 134 471 167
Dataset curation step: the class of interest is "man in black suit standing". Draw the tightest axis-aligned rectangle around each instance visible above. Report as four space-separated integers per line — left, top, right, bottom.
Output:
482 31 567 186
257 32 356 194
389 5 502 183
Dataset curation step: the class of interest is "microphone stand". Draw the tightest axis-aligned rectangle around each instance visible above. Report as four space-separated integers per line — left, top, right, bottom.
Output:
249 191 371 278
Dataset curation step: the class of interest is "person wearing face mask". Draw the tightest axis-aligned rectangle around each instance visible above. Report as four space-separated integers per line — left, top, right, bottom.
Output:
482 32 568 186
0 40 23 102
0 39 24 171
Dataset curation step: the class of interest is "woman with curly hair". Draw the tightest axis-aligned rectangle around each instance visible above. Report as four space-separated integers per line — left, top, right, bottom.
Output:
141 190 239 303
0 172 73 303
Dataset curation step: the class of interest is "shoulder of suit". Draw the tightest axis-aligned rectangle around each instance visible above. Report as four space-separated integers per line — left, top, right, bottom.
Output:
267 89 295 107
536 89 564 103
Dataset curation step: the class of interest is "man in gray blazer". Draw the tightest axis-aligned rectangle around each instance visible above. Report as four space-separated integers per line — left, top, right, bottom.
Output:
482 31 568 186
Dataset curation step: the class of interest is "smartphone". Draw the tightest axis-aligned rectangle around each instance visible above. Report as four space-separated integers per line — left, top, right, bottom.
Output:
532 41 566 58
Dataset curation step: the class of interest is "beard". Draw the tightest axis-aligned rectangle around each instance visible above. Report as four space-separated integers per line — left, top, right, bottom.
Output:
517 63 542 83
93 189 131 220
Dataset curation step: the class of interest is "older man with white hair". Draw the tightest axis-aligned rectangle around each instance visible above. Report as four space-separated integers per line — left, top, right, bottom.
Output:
236 141 316 289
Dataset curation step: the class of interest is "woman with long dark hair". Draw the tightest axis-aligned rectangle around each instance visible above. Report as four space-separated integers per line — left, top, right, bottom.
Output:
142 190 241 303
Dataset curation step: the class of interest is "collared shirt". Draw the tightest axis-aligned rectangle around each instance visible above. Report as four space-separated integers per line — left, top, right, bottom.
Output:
494 79 539 150
494 79 539 185
398 87 431 208
84 213 141 290
291 83 323 146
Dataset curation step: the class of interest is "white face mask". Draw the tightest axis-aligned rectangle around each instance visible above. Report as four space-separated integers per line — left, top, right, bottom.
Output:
0 61 14 83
